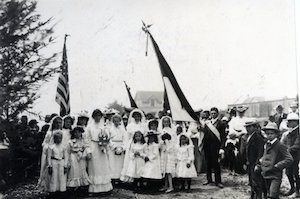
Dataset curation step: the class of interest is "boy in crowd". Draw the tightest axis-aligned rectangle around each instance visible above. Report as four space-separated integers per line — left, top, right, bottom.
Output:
256 122 293 199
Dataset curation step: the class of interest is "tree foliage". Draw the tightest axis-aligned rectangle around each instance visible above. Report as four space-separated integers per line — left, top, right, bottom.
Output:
106 100 125 115
0 0 58 122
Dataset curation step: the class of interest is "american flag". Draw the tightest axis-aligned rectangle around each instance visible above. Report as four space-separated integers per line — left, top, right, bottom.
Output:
55 35 70 116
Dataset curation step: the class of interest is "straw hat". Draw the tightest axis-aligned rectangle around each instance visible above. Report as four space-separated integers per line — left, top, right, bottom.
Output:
236 105 248 113
262 122 279 132
287 113 299 121
244 118 259 127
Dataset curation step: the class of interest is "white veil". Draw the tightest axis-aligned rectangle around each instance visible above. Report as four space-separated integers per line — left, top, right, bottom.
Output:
128 109 146 124
158 116 176 133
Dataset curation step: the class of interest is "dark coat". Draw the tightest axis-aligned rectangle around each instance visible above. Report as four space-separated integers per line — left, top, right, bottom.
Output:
281 127 300 161
246 131 265 167
203 119 226 151
259 139 293 179
274 113 287 127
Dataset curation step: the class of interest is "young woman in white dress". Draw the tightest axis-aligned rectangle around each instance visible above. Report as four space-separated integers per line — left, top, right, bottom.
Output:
108 115 126 182
85 109 113 194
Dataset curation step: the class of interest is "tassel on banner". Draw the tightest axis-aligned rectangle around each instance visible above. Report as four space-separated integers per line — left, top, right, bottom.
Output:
142 20 152 56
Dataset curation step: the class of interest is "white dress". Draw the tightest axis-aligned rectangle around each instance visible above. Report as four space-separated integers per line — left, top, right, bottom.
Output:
125 143 146 179
228 116 248 137
160 127 178 177
108 125 126 180
141 143 162 179
66 139 90 187
62 128 71 149
86 120 113 193
176 145 197 178
47 143 68 192
120 121 146 182
38 129 58 190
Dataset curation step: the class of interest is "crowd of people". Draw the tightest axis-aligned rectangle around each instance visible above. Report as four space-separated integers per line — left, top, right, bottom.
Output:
0 102 299 199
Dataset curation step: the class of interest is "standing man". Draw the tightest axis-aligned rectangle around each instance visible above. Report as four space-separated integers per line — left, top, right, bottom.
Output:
281 113 300 197
203 107 226 188
244 118 266 199
274 105 287 127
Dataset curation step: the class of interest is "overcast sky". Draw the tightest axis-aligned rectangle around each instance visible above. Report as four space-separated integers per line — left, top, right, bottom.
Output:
32 0 299 116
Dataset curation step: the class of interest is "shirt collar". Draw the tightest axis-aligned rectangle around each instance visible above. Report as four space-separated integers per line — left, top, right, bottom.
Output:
268 138 277 145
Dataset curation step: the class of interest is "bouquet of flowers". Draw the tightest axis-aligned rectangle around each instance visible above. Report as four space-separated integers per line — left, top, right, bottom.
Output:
114 146 123 155
98 132 110 153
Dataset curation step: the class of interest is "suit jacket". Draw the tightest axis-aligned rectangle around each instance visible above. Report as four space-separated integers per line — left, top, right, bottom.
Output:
203 118 226 151
274 113 287 127
246 131 265 167
259 139 293 179
281 127 300 161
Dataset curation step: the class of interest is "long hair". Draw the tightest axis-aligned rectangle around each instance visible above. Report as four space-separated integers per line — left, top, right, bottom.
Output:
133 131 145 144
51 116 63 131
147 134 158 144
179 134 189 146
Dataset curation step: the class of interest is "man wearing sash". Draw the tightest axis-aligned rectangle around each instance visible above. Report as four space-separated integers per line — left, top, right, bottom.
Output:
203 107 226 188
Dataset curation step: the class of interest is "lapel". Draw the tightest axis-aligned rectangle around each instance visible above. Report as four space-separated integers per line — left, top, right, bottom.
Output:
266 139 278 152
247 132 256 147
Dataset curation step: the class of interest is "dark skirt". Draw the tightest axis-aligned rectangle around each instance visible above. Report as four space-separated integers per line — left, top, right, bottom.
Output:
191 138 203 174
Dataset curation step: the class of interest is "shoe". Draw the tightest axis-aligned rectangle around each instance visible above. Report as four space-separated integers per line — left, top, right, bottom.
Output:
203 181 213 185
165 188 174 193
216 183 224 189
284 189 296 196
159 187 167 192
288 192 300 198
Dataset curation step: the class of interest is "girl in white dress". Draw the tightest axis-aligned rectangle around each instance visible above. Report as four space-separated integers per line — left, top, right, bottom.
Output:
158 116 178 193
125 131 146 190
108 115 126 181
141 131 162 189
176 134 197 191
66 127 90 188
85 109 113 194
62 116 74 149
38 116 63 191
120 109 146 182
47 131 68 194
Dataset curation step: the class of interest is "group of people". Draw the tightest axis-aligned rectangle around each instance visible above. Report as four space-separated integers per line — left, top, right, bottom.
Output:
35 108 202 198
0 102 299 199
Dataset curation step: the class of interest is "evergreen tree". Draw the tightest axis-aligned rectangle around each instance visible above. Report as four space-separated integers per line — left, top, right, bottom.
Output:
0 0 58 123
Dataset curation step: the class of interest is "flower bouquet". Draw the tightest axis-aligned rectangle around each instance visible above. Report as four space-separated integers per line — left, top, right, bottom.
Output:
98 132 110 153
114 146 123 155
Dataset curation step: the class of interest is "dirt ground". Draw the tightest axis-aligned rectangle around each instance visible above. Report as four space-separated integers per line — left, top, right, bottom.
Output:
1 171 294 199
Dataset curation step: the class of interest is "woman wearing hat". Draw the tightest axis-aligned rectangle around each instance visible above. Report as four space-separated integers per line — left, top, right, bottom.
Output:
228 105 249 137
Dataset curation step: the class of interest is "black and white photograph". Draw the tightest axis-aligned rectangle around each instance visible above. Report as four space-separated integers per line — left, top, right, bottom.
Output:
0 0 300 198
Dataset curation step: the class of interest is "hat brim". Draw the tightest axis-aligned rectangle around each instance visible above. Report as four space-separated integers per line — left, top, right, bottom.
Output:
262 127 279 132
244 122 259 127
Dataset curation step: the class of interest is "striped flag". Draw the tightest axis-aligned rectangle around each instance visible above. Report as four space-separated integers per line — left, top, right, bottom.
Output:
148 33 198 122
124 81 138 108
55 35 70 117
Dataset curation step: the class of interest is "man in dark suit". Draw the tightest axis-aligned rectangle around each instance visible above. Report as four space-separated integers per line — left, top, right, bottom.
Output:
244 119 266 199
273 105 287 127
281 113 300 197
203 107 226 188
